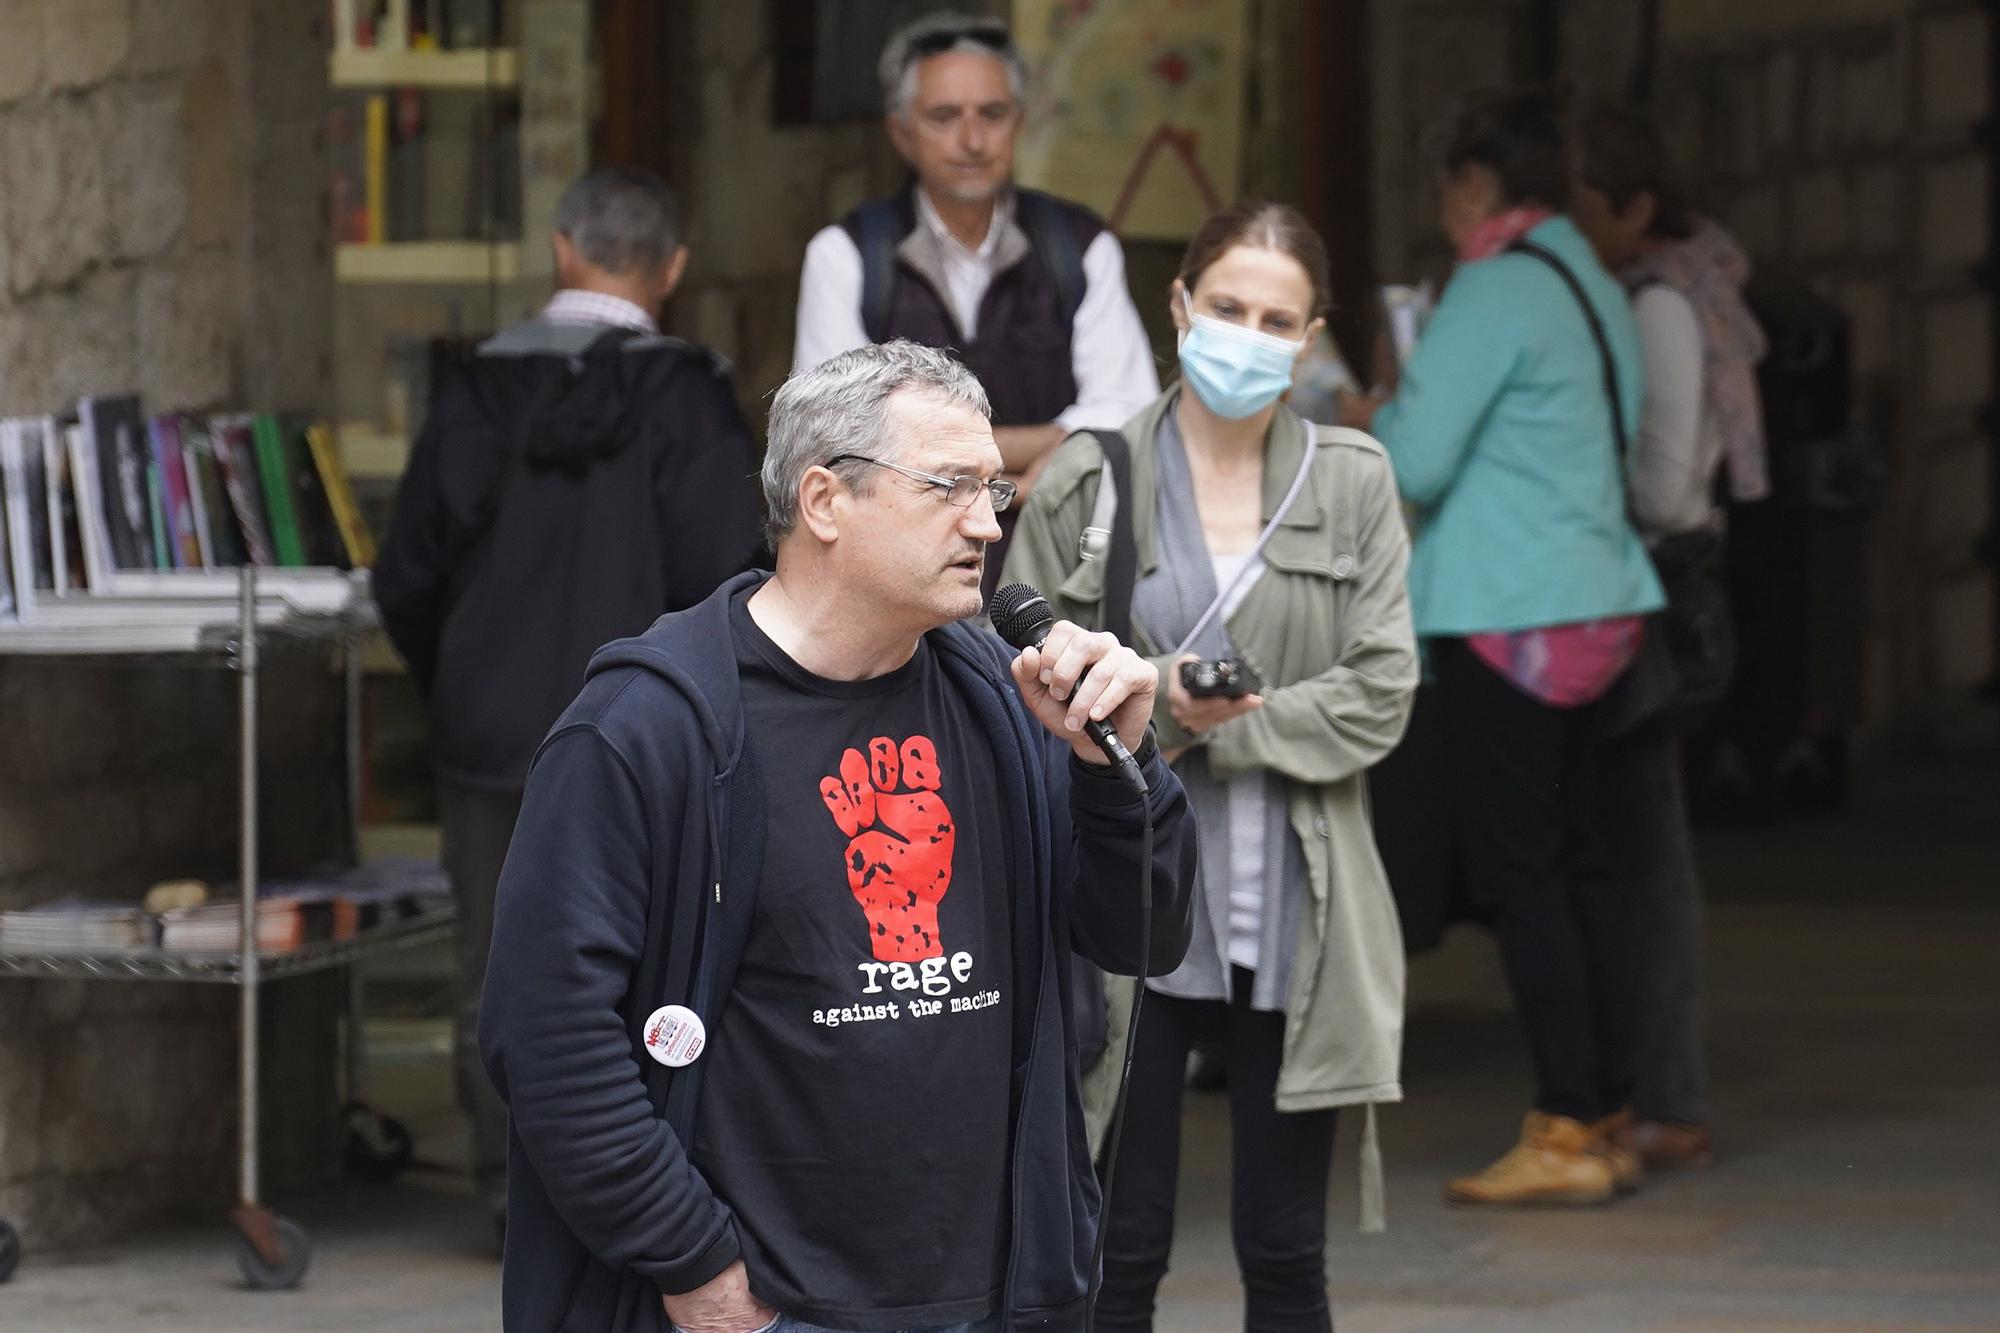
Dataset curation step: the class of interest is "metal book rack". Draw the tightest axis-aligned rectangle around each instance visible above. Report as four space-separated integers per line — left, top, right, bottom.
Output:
0 566 454 1290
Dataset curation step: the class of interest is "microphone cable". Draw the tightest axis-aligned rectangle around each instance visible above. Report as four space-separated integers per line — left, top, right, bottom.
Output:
1084 785 1150 1333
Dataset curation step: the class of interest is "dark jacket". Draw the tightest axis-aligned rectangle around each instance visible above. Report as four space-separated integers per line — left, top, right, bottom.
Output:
479 571 1197 1333
372 318 763 793
840 186 1102 428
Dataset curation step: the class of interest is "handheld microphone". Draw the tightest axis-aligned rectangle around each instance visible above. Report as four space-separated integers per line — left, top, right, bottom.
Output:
990 582 1147 795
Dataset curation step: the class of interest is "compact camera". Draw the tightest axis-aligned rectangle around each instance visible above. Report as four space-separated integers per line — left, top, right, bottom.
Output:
1179 656 1261 699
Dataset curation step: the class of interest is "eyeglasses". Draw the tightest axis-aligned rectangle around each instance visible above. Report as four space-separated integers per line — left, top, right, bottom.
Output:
826 454 1017 514
906 21 1013 60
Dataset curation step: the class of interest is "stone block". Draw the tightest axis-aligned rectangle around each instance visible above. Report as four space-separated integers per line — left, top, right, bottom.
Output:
823 163 871 229
0 0 45 103
1916 8 1987 130
1919 294 1990 411
1920 156 1987 271
3 97 110 296
692 285 740 366
1727 182 1785 262
1850 164 1903 257
1924 440 1990 558
137 256 238 411
0 304 54 413
1837 278 1896 387
1802 46 1843 160
46 267 141 409
97 78 189 261
128 0 212 77
1762 47 1798 154
43 0 131 91
1791 170 1849 259
1931 574 1995 694
1839 44 1901 149
181 62 243 250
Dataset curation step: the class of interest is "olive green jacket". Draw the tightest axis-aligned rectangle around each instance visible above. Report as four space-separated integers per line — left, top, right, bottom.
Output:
1002 388 1419 1130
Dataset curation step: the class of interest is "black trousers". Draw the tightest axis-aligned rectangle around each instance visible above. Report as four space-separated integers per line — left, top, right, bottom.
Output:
439 782 522 1211
1433 638 1634 1123
1096 968 1339 1333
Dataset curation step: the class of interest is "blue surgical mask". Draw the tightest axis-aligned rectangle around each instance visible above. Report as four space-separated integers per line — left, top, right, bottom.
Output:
1176 290 1306 419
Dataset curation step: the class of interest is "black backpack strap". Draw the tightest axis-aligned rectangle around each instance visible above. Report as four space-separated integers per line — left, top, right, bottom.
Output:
853 198 903 345
1509 238 1630 457
1016 191 1088 334
1079 427 1137 645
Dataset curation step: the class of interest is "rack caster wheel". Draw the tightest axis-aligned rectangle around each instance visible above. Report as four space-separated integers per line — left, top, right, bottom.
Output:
231 1208 310 1291
340 1102 414 1183
0 1218 20 1283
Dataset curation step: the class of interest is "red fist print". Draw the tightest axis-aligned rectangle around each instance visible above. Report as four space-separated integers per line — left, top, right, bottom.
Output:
818 735 956 962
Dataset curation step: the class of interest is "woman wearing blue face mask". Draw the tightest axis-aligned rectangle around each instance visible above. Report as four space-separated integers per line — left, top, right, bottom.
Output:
1003 201 1419 1333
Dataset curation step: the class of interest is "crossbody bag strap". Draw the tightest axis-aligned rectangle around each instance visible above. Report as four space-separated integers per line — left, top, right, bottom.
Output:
1171 433 1320 656
1508 238 1631 459
1077 427 1137 644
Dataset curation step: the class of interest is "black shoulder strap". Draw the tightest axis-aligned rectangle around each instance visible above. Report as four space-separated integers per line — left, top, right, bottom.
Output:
853 199 903 345
1080 427 1136 644
1508 238 1630 457
1016 191 1088 334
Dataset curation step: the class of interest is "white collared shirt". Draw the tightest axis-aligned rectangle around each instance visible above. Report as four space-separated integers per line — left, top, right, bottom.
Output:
791 188 1160 432
541 289 659 335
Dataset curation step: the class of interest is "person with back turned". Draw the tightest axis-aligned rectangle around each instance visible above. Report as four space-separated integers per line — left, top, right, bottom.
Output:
372 167 764 1235
478 339 1196 1333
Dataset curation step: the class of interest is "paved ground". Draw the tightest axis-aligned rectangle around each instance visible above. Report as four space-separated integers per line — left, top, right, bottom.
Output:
4 753 1996 1331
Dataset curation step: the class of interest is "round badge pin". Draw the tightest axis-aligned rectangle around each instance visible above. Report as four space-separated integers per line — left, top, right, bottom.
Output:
641 1004 707 1068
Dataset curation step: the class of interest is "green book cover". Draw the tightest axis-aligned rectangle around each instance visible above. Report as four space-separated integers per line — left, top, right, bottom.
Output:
145 460 170 569
251 413 306 566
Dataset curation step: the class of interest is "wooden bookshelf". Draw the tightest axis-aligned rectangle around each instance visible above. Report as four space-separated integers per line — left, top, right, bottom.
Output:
335 241 523 284
329 47 519 89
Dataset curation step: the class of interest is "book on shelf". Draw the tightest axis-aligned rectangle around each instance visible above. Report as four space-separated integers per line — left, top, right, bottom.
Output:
79 392 152 572
0 431 16 624
251 414 309 567
182 419 248 569
148 415 204 570
306 424 378 568
1 419 51 620
329 92 371 244
211 414 277 567
388 86 428 241
276 413 346 569
61 417 114 591
364 92 389 245
337 0 497 52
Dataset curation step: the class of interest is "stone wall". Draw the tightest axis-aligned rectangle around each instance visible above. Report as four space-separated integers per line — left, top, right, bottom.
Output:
0 0 346 1248
1653 0 1995 740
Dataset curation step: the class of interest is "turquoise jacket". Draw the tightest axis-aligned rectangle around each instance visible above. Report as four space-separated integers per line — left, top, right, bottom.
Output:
1373 216 1665 636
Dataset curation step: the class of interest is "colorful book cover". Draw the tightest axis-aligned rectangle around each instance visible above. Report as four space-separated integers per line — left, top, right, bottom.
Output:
79 392 151 570
279 415 343 567
145 459 170 569
148 415 203 569
211 415 275 567
250 413 307 566
306 424 378 569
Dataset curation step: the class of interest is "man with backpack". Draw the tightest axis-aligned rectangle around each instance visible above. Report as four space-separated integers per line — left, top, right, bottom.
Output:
791 11 1158 593
373 167 763 1235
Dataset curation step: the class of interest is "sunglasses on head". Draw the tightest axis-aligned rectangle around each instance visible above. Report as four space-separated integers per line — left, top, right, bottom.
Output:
907 22 1012 59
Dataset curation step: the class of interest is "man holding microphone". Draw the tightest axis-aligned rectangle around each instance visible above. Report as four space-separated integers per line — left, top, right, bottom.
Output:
480 340 1196 1333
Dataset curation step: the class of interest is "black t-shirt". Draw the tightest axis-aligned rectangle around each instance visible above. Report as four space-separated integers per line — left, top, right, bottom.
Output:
693 590 1013 1329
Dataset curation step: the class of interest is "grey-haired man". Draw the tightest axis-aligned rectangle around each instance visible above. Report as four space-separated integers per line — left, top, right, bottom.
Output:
376 167 763 1230
792 11 1157 593
478 340 1194 1332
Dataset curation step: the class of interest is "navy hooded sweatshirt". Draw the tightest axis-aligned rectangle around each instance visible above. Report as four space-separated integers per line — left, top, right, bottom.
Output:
479 571 1197 1333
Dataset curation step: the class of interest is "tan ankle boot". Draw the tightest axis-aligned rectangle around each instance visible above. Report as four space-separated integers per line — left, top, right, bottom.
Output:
1592 1108 1645 1193
1445 1112 1617 1205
